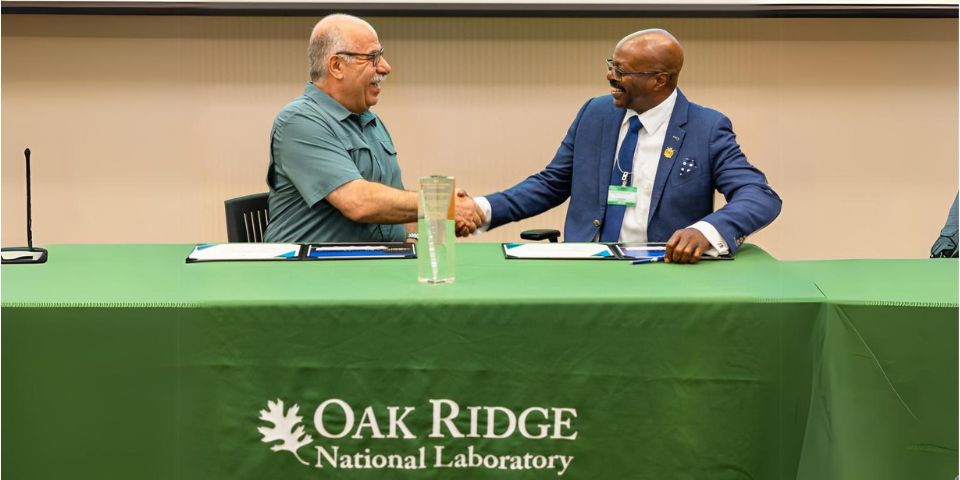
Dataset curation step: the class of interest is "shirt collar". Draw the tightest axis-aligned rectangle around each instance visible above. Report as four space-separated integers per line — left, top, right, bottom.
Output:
303 82 378 127
622 88 678 135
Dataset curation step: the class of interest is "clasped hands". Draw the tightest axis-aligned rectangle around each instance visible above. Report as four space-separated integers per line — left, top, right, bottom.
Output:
454 189 485 237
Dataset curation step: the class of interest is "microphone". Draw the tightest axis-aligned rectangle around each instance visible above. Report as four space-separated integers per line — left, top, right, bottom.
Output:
26 148 34 250
2 148 48 264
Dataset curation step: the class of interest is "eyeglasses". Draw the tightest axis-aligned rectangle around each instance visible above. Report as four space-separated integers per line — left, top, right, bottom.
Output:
605 59 665 80
336 48 385 67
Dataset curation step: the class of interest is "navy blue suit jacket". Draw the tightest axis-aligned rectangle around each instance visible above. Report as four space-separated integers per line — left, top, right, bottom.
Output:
486 90 781 252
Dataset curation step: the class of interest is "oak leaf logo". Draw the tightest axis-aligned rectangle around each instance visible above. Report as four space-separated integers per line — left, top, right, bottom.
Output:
257 398 313 465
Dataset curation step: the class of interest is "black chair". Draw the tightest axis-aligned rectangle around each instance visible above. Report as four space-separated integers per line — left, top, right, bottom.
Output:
225 193 269 242
521 229 560 243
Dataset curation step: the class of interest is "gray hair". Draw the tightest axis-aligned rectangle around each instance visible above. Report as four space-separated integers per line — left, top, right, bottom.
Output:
308 14 373 82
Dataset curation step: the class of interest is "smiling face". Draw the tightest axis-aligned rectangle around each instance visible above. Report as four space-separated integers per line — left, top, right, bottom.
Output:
607 42 665 113
606 30 683 114
336 24 392 113
314 19 393 114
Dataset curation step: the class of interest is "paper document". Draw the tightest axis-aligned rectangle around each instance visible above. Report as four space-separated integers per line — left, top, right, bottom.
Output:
187 243 300 262
503 242 616 259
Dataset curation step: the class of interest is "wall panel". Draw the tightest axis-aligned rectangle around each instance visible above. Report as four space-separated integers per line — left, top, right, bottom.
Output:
2 15 956 259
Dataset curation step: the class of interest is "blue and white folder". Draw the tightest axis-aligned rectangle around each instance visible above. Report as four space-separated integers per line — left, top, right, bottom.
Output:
502 242 733 261
613 243 732 261
612 243 668 261
186 243 301 262
502 242 618 260
305 243 416 260
186 242 416 263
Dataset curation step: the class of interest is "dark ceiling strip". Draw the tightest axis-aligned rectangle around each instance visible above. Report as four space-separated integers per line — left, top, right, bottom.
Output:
1 2 956 18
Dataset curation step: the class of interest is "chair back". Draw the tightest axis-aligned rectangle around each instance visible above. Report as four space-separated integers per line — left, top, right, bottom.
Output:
225 193 269 242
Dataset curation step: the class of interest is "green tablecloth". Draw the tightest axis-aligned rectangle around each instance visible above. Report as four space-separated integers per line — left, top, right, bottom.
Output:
2 244 956 479
782 260 958 480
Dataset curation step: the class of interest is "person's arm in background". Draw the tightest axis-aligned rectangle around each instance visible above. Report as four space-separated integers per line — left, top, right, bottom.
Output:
930 193 959 258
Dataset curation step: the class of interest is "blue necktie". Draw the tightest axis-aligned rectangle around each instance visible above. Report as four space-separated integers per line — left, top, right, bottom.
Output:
600 116 642 242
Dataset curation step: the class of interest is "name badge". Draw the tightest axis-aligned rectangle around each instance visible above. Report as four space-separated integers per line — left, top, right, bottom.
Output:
607 185 638 206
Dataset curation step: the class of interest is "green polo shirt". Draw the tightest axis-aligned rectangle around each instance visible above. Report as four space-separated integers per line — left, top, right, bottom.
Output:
263 82 405 243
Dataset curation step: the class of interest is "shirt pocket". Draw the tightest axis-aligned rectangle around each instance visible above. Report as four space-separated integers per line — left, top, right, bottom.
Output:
348 143 379 181
379 139 398 163
377 139 400 186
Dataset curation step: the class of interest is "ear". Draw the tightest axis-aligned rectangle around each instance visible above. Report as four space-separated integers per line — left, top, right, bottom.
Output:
328 55 346 80
654 73 669 90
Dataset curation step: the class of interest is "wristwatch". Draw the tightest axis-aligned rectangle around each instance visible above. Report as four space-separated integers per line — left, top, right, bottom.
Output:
406 233 419 241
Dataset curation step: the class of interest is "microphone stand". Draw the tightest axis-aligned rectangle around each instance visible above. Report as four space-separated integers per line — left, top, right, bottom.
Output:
2 148 48 264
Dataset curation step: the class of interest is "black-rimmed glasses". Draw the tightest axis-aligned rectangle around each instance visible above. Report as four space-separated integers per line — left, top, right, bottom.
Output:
336 48 385 67
605 58 665 80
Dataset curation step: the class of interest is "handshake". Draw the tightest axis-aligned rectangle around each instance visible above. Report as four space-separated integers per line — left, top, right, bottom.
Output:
453 189 486 237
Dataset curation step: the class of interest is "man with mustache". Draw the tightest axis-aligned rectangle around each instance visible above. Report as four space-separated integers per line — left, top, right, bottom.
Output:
475 29 781 263
265 14 485 243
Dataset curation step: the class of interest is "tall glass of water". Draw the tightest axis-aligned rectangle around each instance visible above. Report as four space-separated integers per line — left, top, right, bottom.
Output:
418 176 456 284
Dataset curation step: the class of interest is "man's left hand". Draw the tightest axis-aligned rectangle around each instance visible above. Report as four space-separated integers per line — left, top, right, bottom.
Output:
664 228 711 264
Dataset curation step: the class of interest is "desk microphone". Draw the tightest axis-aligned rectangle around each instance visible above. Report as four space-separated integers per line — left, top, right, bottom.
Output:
2 148 48 264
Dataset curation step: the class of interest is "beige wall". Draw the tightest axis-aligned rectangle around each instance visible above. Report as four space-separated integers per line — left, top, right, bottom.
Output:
2 15 957 259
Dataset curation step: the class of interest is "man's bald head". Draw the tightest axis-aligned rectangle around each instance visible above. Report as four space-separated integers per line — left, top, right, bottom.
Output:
607 28 684 113
308 14 377 81
616 29 684 88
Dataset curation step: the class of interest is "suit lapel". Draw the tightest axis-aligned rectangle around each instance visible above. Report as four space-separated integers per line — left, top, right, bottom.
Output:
598 104 626 205
648 90 689 223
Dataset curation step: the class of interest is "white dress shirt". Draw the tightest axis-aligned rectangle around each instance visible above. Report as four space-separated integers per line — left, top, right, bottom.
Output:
618 89 676 243
475 89 728 256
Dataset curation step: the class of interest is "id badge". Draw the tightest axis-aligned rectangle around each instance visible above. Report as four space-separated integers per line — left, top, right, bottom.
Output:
607 185 638 206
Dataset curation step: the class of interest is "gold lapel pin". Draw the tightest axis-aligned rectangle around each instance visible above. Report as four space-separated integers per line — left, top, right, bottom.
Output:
664 147 675 159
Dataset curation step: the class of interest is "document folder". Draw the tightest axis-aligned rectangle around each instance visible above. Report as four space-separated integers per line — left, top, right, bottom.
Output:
614 243 733 261
502 242 618 260
305 243 416 260
186 242 416 263
502 242 733 261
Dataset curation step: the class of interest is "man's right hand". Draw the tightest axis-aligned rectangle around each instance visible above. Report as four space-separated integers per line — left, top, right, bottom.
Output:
454 189 485 237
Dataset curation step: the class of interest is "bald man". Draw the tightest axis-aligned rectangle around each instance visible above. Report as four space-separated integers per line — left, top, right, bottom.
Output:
476 29 781 263
264 14 484 243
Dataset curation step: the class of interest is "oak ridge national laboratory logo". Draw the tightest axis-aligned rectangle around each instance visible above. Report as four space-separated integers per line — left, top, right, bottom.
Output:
257 397 578 476
257 399 314 465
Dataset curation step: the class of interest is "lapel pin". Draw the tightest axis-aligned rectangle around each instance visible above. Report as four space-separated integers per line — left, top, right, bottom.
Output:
664 147 675 159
